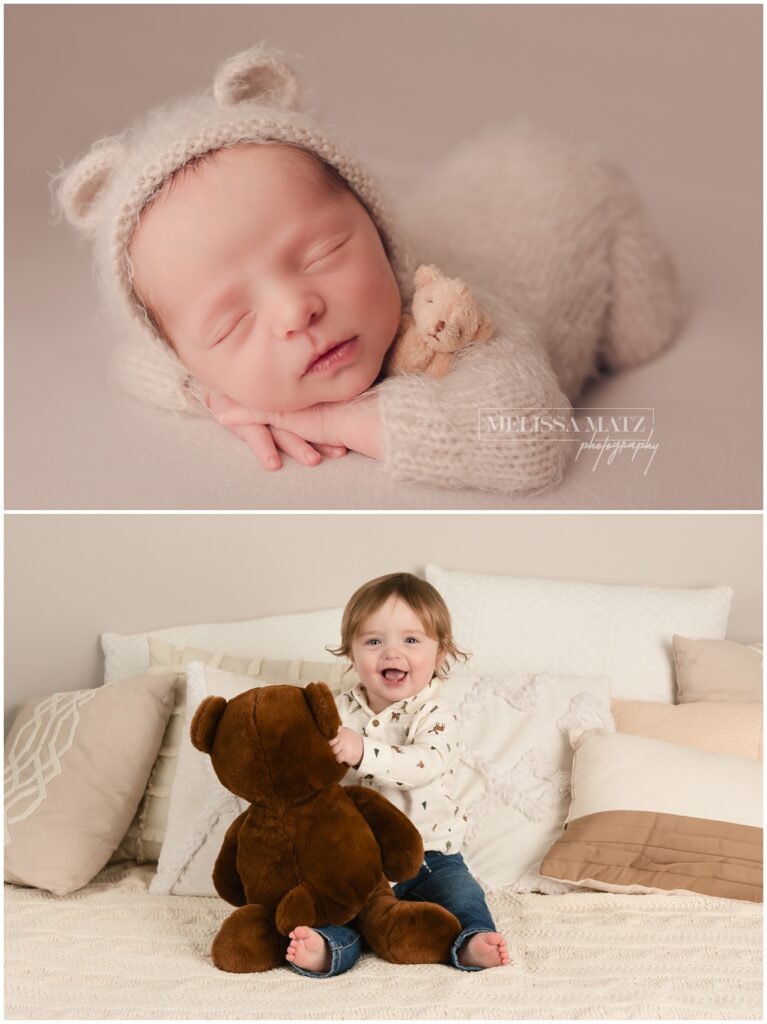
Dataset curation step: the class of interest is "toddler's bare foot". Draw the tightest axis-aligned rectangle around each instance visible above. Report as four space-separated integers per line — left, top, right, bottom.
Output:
285 926 332 973
458 931 510 969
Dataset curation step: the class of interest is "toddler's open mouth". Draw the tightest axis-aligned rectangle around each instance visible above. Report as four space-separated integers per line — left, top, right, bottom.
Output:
303 336 358 375
381 668 408 684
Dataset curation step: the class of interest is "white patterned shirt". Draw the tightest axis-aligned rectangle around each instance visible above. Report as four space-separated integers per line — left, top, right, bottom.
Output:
335 678 468 854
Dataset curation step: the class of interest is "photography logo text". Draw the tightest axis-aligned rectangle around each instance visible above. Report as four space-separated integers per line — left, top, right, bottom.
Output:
478 408 658 474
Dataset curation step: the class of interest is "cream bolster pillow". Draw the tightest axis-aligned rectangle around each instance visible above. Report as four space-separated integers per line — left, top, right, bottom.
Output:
563 728 761 826
539 728 762 902
4 672 176 896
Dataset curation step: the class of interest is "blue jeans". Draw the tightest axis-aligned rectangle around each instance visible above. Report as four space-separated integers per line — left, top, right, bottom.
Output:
288 851 496 978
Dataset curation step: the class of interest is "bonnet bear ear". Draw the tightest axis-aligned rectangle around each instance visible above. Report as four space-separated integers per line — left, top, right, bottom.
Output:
190 695 228 754
413 264 444 289
213 43 302 111
53 137 126 233
304 682 341 740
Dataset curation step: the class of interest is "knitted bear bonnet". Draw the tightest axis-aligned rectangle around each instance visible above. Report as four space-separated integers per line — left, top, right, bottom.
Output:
53 43 412 413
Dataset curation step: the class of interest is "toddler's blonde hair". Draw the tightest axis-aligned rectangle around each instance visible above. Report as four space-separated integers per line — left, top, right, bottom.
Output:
327 572 470 679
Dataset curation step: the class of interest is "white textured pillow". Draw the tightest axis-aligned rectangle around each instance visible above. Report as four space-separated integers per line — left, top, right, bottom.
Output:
153 665 613 897
101 606 344 683
426 565 733 702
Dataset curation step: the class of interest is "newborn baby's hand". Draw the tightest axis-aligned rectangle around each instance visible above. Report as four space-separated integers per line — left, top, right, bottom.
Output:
329 726 364 768
204 390 347 470
216 389 383 461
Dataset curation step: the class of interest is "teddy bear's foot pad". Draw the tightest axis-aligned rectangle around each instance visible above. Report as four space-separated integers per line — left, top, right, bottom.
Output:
358 885 461 965
212 904 286 973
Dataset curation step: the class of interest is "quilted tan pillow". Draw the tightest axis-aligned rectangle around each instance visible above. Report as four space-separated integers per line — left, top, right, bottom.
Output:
673 636 762 703
4 672 176 895
612 699 762 760
110 639 357 863
540 728 762 902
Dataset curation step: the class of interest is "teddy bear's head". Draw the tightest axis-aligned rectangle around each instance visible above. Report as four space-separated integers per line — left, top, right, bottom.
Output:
410 264 494 354
190 682 346 803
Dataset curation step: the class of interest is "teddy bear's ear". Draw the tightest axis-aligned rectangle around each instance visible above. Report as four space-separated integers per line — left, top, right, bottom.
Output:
190 695 228 754
304 682 342 740
413 264 443 289
213 43 302 111
52 137 126 233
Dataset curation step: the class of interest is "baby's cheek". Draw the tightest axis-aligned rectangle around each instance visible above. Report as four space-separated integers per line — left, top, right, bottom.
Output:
225 347 304 412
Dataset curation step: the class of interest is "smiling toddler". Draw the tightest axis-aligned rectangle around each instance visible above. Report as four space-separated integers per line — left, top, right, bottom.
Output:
284 572 510 977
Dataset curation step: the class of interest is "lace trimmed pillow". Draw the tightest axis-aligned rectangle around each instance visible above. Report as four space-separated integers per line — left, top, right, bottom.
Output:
440 672 614 893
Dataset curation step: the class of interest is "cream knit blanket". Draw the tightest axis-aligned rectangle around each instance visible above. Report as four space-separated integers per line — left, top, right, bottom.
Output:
4 864 761 1020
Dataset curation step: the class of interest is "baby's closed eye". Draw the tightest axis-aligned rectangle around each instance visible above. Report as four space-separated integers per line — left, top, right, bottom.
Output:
212 311 254 346
305 237 349 269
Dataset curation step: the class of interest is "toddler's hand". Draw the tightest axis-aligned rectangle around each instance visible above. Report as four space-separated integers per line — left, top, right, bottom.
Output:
203 390 348 470
329 727 364 768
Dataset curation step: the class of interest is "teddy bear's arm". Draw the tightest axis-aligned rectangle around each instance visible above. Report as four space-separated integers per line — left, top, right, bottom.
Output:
212 810 248 907
386 319 434 375
344 785 424 882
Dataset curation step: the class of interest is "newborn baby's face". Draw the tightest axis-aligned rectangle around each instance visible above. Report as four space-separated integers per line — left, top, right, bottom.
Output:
128 144 402 412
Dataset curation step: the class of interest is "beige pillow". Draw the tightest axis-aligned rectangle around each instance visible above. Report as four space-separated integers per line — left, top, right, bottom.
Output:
110 639 357 864
539 728 762 902
612 699 762 760
4 672 176 895
673 636 762 703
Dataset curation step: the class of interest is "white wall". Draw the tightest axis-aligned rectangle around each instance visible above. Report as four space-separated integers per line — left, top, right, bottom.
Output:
5 513 761 732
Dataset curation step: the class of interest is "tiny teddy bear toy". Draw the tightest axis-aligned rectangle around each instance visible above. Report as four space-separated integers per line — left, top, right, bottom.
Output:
190 682 461 973
386 264 494 378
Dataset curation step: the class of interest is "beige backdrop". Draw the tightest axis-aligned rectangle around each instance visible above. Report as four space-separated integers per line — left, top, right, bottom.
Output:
5 513 762 730
5 4 762 509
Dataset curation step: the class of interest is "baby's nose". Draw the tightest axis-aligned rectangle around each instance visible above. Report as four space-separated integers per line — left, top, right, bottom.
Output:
277 290 325 338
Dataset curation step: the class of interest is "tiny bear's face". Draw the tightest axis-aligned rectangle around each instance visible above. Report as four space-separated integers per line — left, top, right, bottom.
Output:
410 270 492 354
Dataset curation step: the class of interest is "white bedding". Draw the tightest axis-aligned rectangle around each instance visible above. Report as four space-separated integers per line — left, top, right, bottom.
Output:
4 863 762 1020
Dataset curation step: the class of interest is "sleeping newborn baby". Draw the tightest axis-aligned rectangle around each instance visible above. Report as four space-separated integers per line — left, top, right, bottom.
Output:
128 141 402 468
54 43 684 496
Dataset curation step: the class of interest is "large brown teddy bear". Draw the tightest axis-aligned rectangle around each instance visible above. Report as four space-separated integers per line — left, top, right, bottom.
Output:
190 682 461 973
